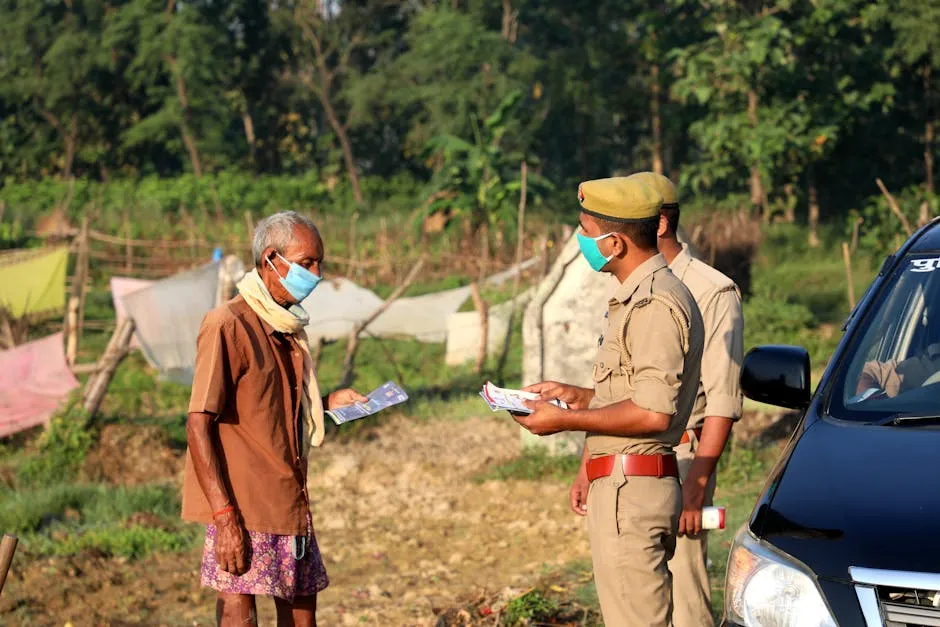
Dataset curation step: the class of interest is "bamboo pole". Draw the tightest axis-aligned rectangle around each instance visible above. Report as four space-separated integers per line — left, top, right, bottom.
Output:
842 242 856 310
65 296 80 366
123 212 133 272
83 318 136 418
339 258 425 389
875 178 914 236
512 161 528 299
0 534 18 596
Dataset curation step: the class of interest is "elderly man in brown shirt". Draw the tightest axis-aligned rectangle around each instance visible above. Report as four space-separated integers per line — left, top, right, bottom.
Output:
515 177 704 626
182 210 365 627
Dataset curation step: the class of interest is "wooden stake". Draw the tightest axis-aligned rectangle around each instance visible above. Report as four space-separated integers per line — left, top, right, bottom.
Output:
850 216 863 255
0 534 18 596
842 242 856 310
83 318 136 418
124 212 133 272
339 258 425 389
65 296 80 366
470 282 489 374
347 212 359 279
875 178 913 236
512 161 528 299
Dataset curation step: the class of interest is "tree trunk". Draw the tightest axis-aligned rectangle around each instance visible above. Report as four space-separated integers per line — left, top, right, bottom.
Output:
37 107 79 178
242 107 256 160
63 113 78 178
501 0 518 43
808 172 821 248
164 53 203 178
174 70 203 178
320 96 363 204
651 64 663 175
925 64 935 197
747 89 765 218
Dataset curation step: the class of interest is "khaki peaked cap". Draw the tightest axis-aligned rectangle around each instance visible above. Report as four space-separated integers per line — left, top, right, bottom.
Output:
627 171 678 208
577 177 663 223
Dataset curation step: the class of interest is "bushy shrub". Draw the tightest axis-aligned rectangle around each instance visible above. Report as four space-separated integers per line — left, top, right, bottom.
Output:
17 400 94 487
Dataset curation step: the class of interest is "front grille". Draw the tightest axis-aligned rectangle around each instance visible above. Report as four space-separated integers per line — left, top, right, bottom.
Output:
880 586 940 627
851 567 940 627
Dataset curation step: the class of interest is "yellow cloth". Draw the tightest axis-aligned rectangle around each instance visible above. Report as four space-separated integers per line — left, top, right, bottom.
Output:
0 248 68 316
236 269 325 452
578 177 663 222
627 172 678 207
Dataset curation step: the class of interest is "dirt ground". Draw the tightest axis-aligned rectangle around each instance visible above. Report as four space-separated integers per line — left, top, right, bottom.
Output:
1 414 591 626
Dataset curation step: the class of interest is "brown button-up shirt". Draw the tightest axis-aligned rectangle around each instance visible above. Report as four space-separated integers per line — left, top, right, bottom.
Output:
181 295 309 536
587 254 705 456
669 244 744 430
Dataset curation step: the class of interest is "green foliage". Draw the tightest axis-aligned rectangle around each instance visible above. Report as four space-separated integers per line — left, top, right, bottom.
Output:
25 524 198 560
475 449 581 483
501 590 558 626
17 400 94 488
0 483 179 535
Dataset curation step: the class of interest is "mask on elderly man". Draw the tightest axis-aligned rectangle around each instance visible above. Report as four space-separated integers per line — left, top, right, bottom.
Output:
267 253 322 302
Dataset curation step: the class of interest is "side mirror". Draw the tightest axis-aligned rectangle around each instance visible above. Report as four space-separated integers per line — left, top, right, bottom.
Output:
741 345 811 410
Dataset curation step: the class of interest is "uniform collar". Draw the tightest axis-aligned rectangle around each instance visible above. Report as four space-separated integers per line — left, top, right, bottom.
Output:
612 253 668 304
668 243 694 281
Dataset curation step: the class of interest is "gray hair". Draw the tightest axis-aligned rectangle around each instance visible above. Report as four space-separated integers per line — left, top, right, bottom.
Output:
251 211 319 266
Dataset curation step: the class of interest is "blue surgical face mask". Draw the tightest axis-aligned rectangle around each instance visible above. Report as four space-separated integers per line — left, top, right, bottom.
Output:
576 231 615 272
267 253 322 302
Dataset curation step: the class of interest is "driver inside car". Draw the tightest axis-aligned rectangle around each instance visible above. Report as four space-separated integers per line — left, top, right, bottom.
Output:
855 342 940 398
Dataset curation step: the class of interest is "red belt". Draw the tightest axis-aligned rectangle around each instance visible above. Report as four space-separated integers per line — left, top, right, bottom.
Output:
586 454 679 482
680 427 703 445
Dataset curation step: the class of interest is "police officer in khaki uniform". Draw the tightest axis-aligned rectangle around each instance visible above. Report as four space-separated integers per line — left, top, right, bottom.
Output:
630 172 744 627
514 177 704 627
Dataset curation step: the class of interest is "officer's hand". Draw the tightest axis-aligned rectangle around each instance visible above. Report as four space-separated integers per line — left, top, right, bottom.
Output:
327 388 369 410
678 480 706 537
570 469 589 516
511 400 567 436
522 381 593 410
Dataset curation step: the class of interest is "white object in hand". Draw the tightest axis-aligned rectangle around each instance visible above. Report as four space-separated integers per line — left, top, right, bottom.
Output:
702 506 726 530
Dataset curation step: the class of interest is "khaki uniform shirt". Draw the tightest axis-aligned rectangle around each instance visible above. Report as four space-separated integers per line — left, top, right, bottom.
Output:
181 295 309 536
586 254 704 456
669 244 744 430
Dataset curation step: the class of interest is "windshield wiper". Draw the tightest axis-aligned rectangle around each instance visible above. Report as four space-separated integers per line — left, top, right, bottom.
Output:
884 414 940 426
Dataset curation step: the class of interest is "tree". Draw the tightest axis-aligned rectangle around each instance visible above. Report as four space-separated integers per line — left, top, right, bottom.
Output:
0 0 113 178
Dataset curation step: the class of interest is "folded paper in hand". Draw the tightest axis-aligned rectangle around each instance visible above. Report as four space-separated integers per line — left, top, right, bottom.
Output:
326 381 409 425
479 381 567 414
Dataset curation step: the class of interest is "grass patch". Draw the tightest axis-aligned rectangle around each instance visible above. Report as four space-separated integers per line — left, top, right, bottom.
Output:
23 524 199 560
0 482 196 560
0 483 181 534
474 448 582 483
502 590 559 625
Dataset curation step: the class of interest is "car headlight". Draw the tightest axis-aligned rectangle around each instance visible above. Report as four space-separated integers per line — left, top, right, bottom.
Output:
725 525 837 627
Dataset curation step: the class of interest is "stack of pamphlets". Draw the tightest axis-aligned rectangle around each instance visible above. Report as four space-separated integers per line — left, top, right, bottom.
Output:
325 381 409 425
478 381 568 415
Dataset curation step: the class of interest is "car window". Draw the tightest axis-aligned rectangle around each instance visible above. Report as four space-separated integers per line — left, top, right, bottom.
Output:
832 253 940 421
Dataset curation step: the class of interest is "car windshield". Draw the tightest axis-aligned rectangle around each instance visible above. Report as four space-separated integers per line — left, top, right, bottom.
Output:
832 253 940 422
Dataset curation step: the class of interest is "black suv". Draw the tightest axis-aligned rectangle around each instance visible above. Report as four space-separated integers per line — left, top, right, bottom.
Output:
724 220 940 627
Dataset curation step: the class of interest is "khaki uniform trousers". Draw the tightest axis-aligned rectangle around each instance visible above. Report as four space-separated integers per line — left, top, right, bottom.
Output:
587 461 681 627
672 440 718 627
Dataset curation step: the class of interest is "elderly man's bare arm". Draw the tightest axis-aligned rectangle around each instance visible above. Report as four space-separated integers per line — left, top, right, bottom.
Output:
187 412 250 576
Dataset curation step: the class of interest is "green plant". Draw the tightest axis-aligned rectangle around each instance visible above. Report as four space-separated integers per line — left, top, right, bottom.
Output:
17 400 94 487
501 590 558 626
475 449 581 483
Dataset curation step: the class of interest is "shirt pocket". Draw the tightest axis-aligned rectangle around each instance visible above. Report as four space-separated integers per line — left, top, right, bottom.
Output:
592 344 623 401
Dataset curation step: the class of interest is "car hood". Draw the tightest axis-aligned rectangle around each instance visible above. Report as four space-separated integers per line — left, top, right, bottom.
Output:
757 417 940 581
